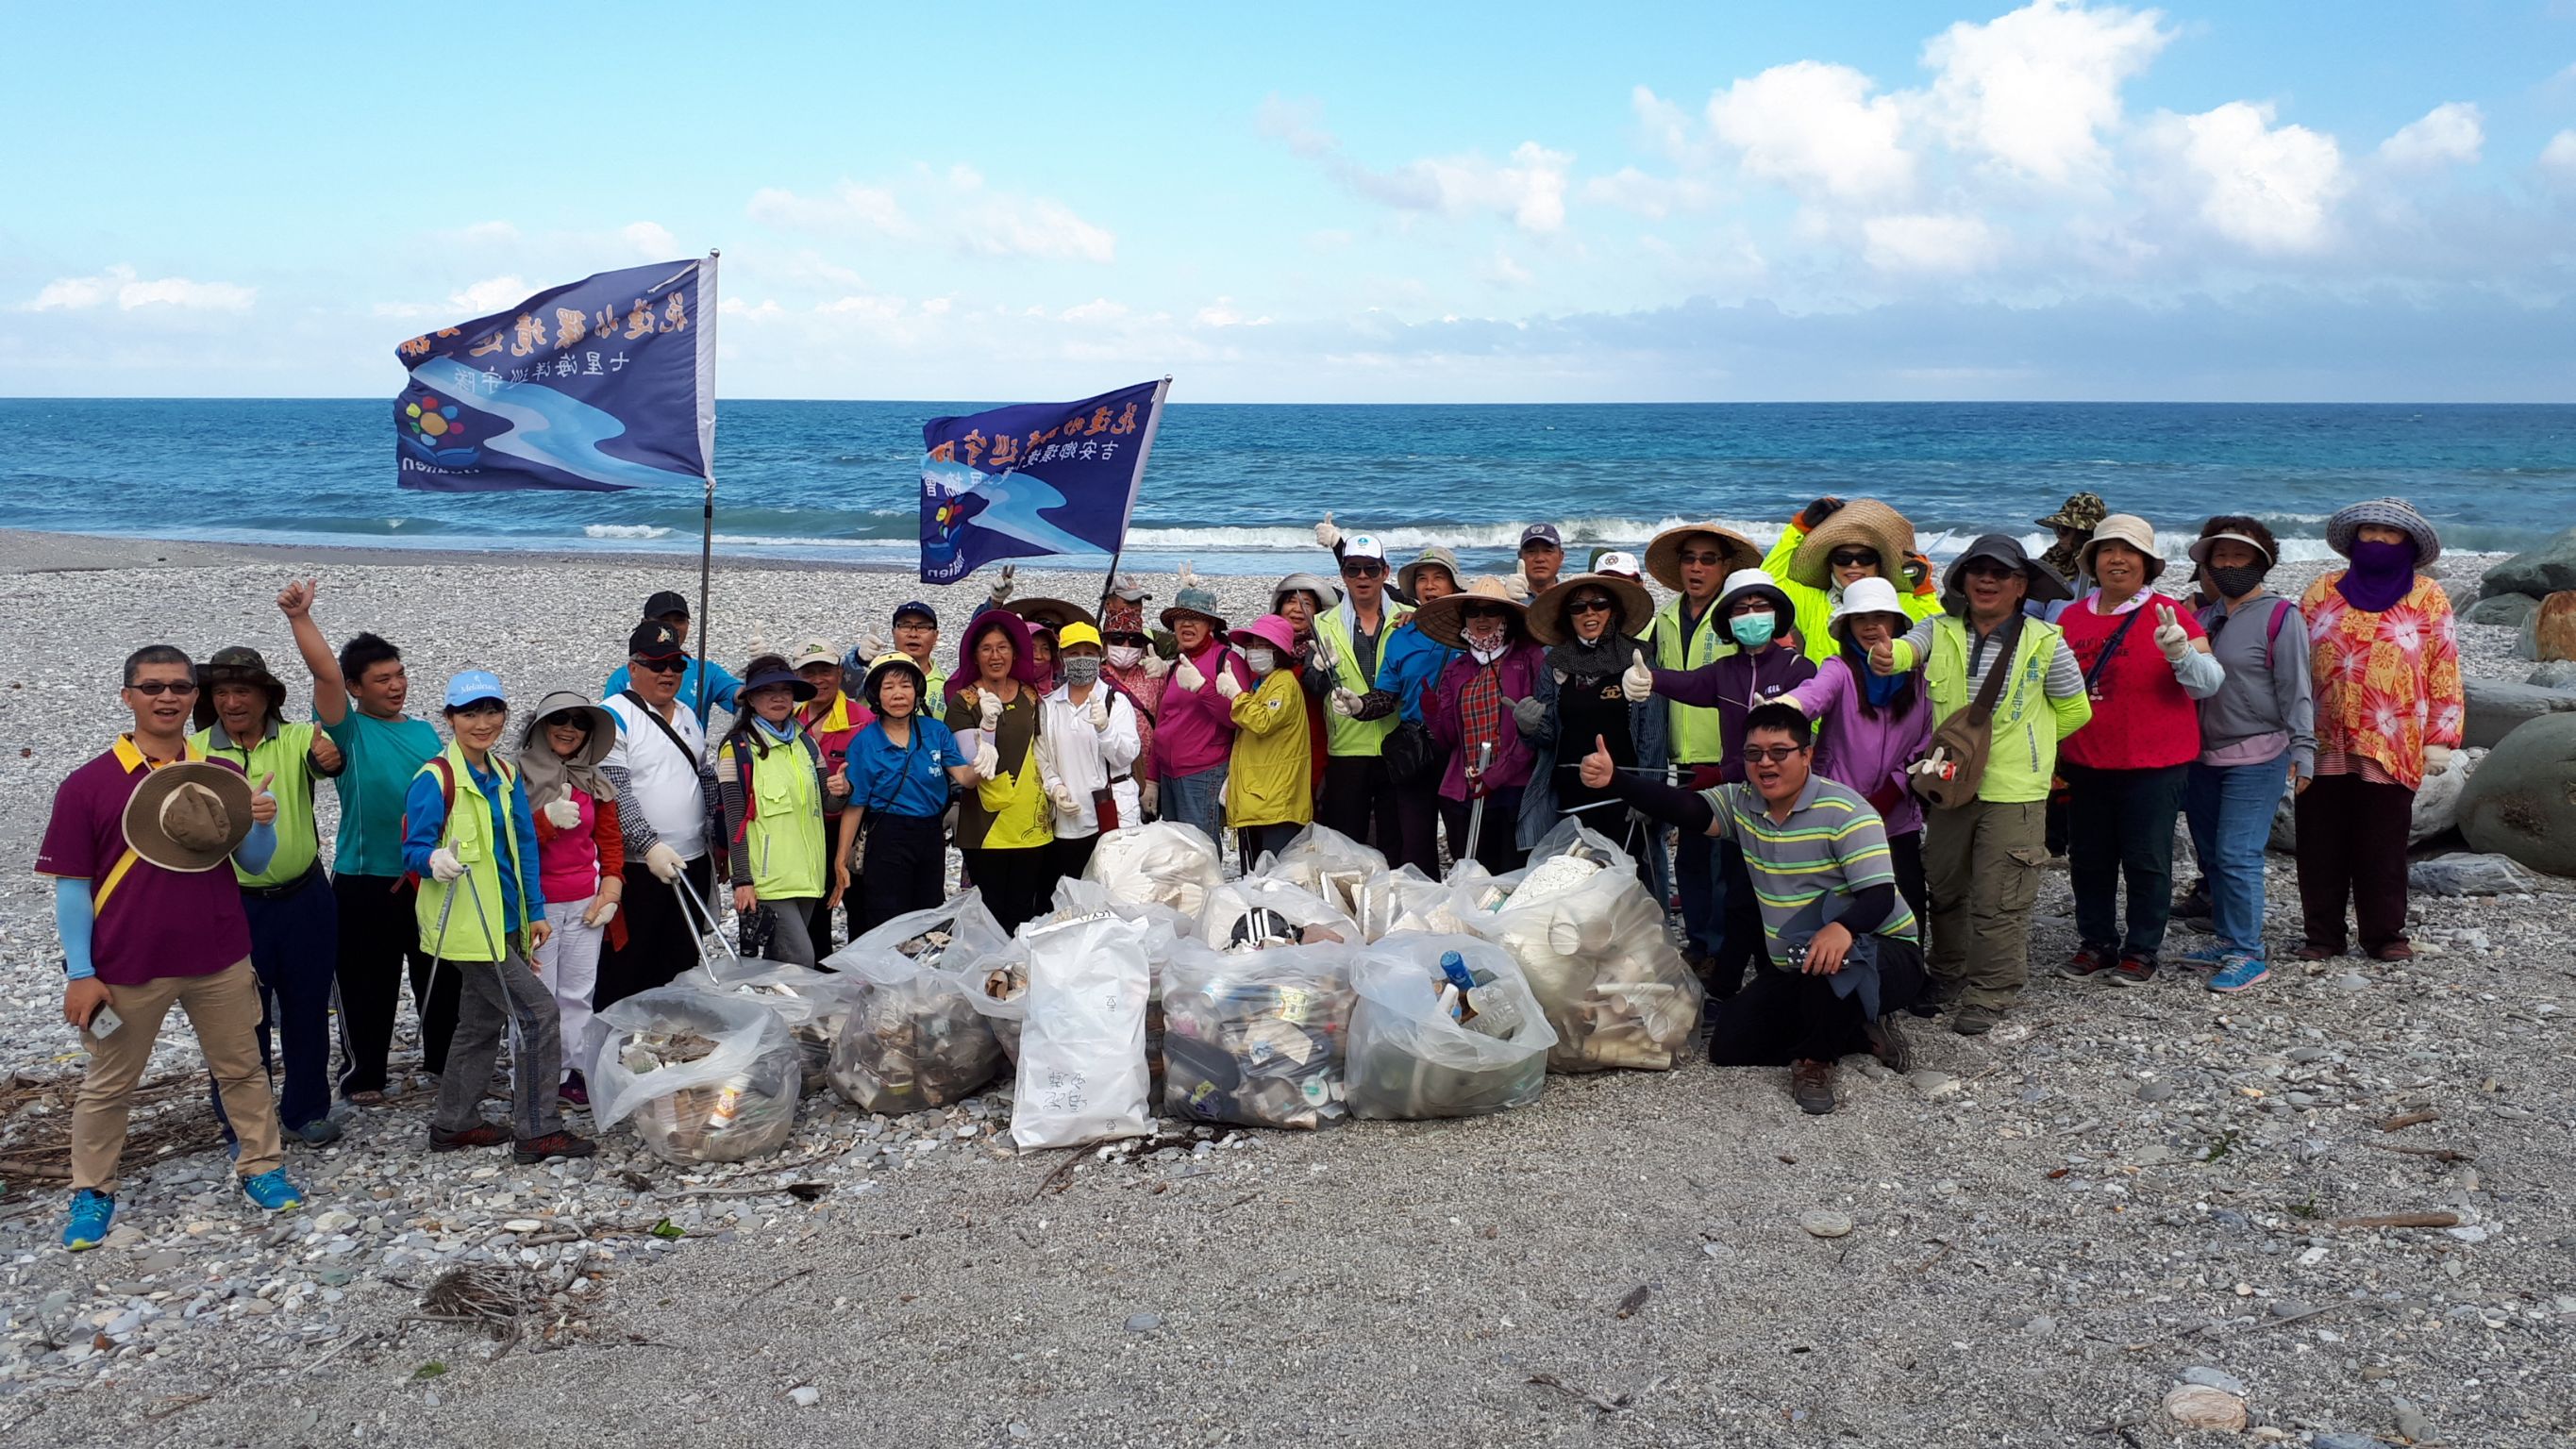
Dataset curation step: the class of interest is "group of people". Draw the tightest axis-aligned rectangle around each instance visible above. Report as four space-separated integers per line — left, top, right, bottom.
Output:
42 490 2464 1249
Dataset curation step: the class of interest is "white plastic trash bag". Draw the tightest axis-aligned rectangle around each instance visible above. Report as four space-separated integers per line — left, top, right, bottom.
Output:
1083 820 1225 921
1260 824 1388 920
1346 933 1555 1120
592 986 802 1166
1471 823 1700 1073
678 955 858 1091
1159 940 1357 1130
826 949 1004 1114
1011 912 1155 1150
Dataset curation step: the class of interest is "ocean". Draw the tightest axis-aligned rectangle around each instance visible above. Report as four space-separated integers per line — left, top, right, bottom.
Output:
2 399 2568 575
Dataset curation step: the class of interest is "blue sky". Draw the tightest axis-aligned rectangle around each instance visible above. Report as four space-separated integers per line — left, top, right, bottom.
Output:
4 2 2573 401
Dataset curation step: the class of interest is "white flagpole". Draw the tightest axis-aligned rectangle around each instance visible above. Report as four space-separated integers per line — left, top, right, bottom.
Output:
693 249 721 730
1097 375 1172 608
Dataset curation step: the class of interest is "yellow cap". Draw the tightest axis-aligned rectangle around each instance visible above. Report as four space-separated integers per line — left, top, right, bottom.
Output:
1056 621 1104 652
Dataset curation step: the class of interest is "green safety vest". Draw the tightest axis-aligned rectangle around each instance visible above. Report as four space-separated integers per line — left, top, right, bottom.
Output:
1316 601 1410 758
1904 615 2094 805
723 732 828 900
1651 593 1736 763
411 742 531 963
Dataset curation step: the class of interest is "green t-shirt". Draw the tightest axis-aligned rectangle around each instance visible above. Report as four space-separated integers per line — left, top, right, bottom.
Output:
192 720 326 888
322 708 443 878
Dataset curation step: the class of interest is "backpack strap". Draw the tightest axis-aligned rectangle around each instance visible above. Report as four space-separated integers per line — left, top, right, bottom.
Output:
2264 597 2294 667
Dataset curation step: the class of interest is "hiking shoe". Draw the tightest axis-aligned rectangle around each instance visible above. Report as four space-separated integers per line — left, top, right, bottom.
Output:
1864 1014 1913 1073
2170 943 2229 972
2058 946 2116 980
2171 885 2213 929
2369 941 2416 962
241 1169 306 1214
2108 955 2159 987
1950 1004 2000 1036
559 1071 589 1108
2207 955 2271 993
291 1117 344 1148
61 1189 114 1251
2292 941 2341 961
1789 1058 1838 1115
513 1131 598 1165
429 1122 509 1152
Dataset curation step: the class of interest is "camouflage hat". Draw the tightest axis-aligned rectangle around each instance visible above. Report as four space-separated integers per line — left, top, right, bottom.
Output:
2035 491 2107 533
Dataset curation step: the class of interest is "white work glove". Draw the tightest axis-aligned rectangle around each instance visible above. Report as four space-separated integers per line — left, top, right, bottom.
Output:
1313 511 1341 550
1620 649 1654 704
427 848 466 883
1214 669 1245 701
2153 601 2190 663
1049 782 1079 817
1139 780 1159 817
541 798 582 830
1512 696 1548 735
2422 744 2455 776
988 562 1016 605
859 632 887 661
644 841 685 883
1330 687 1363 717
1176 656 1207 693
1086 694 1110 729
1144 652 1173 680
979 691 1004 731
581 898 619 929
972 740 1000 780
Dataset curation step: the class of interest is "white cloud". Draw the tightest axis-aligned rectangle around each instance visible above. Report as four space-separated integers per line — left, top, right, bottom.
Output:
25 264 255 312
448 275 533 315
622 221 679 258
2377 102 2483 169
454 221 520 244
1630 85 1698 165
1920 0 2170 185
748 173 1113 262
1863 213 2001 273
746 182 915 240
1707 61 1913 200
1480 248 1536 288
1058 298 1130 324
1259 98 1573 232
2545 129 2576 176
2147 101 2346 253
946 168 1118 262
1194 297 1272 327
1580 166 1711 219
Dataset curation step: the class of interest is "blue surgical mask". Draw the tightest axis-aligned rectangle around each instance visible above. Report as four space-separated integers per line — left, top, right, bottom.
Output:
1729 610 1778 649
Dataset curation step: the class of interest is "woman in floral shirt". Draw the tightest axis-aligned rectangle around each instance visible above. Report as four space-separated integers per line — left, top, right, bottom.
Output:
2296 498 2463 963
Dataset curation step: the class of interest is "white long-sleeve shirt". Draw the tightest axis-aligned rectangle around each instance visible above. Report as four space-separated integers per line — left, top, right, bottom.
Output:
1035 682 1142 838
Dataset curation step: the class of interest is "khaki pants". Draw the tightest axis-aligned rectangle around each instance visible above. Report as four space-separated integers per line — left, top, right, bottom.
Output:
75 958 282 1193
1921 798 2049 1012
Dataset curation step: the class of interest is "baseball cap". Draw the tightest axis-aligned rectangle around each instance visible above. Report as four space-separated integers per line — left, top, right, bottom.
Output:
891 600 938 627
1342 533 1387 563
1519 524 1563 551
443 670 506 708
641 590 690 621
1592 549 1643 580
627 621 685 659
788 637 838 670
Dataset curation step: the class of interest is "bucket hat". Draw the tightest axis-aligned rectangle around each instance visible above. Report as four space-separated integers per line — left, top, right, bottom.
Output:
1234 613 1300 657
1787 499 1917 590
1159 582 1229 632
519 691 619 769
2324 497 2441 566
2186 527 2276 568
2075 513 2166 582
192 645 286 731
1824 576 1911 643
1397 546 1462 597
1411 575 1529 649
1527 573 1654 645
122 761 255 873
1941 534 2073 608
2034 492 2108 533
1715 568 1796 624
1644 523 1763 593
1271 571 1343 614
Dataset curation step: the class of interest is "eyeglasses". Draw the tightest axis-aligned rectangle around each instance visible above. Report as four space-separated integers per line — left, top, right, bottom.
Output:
1678 551 1728 566
632 656 688 675
1567 597 1615 615
1740 744 1805 765
1828 549 1879 569
1341 562 1385 578
125 679 198 696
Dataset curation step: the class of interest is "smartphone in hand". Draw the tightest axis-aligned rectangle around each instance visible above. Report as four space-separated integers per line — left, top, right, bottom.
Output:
88 1005 124 1039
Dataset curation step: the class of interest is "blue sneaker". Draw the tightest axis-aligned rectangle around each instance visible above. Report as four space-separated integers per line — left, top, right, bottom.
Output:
2207 954 2271 993
2170 943 2229 971
241 1168 306 1213
62 1189 115 1251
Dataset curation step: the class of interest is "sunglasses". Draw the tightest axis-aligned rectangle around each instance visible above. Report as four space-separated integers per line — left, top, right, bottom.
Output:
1567 597 1616 615
632 656 688 675
1741 744 1805 765
1678 550 1728 566
1341 561 1385 578
125 679 199 696
1462 605 1512 621
1827 549 1879 569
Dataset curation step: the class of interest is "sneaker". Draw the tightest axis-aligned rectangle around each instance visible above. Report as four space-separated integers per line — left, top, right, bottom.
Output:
2369 941 2416 962
1864 1014 1913 1073
513 1131 598 1165
2058 946 2116 980
1950 1004 2000 1036
558 1071 589 1108
2108 955 2159 987
292 1117 344 1148
429 1122 510 1152
1789 1058 1838 1115
2292 941 2341 961
2207 955 2271 993
241 1169 306 1213
2170 944 2229 972
61 1189 115 1251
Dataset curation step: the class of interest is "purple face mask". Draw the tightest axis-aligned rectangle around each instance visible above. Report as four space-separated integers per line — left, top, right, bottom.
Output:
2336 537 2418 613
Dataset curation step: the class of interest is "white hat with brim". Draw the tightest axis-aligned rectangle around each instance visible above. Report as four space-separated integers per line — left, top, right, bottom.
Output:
2076 513 2166 582
1715 568 1796 624
122 760 254 873
1825 576 1912 643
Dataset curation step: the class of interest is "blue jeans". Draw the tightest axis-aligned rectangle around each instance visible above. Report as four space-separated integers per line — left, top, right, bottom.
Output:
1161 765 1229 855
212 868 340 1134
2186 753 2288 959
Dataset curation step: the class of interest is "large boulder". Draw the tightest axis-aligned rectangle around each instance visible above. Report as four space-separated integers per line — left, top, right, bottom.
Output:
2465 592 2541 628
2522 592 2576 663
2464 679 2576 749
2481 527 2576 601
2531 661 2576 689
2459 714 2576 877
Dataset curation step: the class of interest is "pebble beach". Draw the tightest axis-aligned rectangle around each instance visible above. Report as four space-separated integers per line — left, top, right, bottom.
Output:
0 529 2569 1447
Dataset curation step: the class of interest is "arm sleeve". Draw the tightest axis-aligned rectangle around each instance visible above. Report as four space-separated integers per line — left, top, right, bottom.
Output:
591 795 627 878
509 774 546 915
715 745 752 887
2045 639 2096 740
1783 659 1848 717
708 661 744 715
56 876 95 980
1597 764 1719 835
2169 644 2225 699
234 821 277 875
602 763 659 857
1836 881 1898 938
400 770 446 877
1887 617 1938 672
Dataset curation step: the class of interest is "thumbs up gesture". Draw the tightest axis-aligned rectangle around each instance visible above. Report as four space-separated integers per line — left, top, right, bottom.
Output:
2152 600 2190 662
1620 649 1654 703
1868 639 1899 675
250 773 278 825
1313 511 1341 550
1579 734 1616 791
1176 655 1207 693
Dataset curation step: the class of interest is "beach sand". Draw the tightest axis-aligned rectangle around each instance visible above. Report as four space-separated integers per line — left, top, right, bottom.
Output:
0 530 2567 1446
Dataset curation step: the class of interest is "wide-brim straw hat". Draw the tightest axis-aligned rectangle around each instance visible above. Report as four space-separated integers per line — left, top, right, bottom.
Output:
1644 523 1763 592
1526 572 1653 645
2075 513 2166 582
123 760 254 873
1787 499 1917 590
1007 597 1097 634
2324 497 2441 567
1411 575 1529 649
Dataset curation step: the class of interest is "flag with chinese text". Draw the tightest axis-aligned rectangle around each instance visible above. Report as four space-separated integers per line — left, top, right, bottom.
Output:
392 258 716 492
918 378 1169 584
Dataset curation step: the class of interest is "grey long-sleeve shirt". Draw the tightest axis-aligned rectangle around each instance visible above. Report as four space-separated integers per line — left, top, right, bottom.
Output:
2195 593 2317 779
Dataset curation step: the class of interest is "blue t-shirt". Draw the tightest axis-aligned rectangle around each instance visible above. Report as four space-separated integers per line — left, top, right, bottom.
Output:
845 718 960 820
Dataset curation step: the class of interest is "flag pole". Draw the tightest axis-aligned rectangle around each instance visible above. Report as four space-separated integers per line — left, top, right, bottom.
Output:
693 249 721 730
1097 375 1171 609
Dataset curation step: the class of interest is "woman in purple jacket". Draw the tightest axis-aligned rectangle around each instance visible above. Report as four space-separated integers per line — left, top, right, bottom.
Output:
1783 576 1932 930
1418 577 1547 876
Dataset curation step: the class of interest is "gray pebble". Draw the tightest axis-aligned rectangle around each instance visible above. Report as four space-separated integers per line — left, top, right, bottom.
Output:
2137 1081 2176 1103
2179 1366 2249 1396
1124 1312 1163 1333
1799 1209 1853 1239
2267 1298 2313 1319
2312 1435 2393 1449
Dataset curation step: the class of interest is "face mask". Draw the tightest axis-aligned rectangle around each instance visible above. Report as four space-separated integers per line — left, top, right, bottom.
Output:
1062 657 1101 687
1106 644 1144 669
1246 646 1277 675
1729 610 1778 649
2206 562 2267 600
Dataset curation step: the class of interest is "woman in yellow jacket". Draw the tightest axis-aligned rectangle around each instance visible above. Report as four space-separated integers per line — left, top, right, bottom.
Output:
1219 613 1313 869
715 655 848 966
1761 495 1945 664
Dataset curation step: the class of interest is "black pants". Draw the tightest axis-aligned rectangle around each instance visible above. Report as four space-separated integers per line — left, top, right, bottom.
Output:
857 811 946 935
1237 823 1304 872
1707 937 1926 1066
213 868 339 1132
1317 755 1398 856
2295 772 2415 954
2064 762 2188 961
1704 840 1766 999
334 872 454 1095
1052 832 1101 890
1437 788 1528 877
962 845 1057 935
595 854 713 1013
1891 828 1928 933
1389 776 1445 877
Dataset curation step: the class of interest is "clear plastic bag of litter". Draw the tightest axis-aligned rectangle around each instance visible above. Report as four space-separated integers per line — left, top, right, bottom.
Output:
1353 864 1478 941
1012 911 1157 1150
833 888 1012 973
1258 824 1388 922
1158 940 1358 1130
825 949 1005 1114
1198 875 1360 953
1345 932 1556 1120
677 956 859 1093
1082 820 1225 922
591 986 802 1166
1472 819 1701 1073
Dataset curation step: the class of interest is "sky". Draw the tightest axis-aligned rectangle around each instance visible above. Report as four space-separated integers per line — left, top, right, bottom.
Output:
5 2 2574 403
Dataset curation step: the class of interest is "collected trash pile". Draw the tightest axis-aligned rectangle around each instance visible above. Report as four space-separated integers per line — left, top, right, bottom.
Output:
588 822 1699 1161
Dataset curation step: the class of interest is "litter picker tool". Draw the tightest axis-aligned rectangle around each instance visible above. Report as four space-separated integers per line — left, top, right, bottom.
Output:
1457 739 1496 877
669 874 743 966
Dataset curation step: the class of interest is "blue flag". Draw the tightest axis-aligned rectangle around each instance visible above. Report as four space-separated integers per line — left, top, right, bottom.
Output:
392 258 716 492
918 378 1169 585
